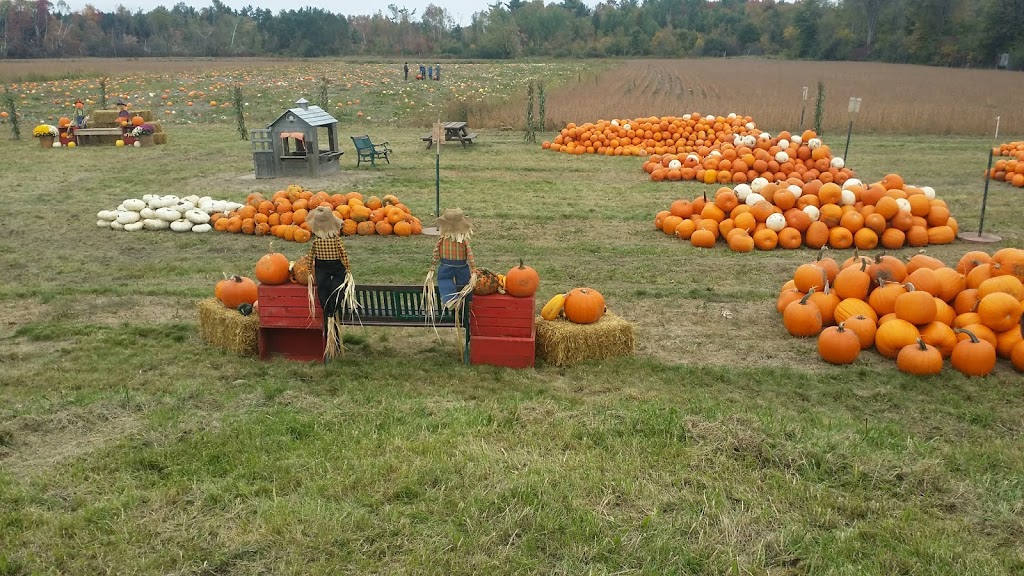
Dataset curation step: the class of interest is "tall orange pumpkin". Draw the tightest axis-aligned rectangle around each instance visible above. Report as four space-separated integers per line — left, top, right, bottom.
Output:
505 259 540 297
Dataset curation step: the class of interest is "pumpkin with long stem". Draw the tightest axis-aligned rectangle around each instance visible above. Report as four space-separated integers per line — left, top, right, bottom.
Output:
833 259 870 300
783 288 822 337
894 283 936 326
505 259 540 297
951 328 997 376
255 252 290 285
897 338 943 375
817 322 860 364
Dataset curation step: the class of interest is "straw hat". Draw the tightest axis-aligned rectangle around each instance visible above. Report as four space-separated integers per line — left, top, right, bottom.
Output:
437 208 472 241
307 205 344 238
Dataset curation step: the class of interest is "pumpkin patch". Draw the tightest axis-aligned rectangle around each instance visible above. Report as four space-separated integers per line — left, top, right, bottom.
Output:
779 247 1024 374
657 174 958 251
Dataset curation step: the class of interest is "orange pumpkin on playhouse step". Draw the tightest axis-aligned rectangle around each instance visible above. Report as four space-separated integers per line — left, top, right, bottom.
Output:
505 259 540 297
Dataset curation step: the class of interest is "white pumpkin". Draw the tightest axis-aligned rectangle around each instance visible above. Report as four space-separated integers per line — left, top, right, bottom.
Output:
728 113 737 119
142 194 156 203
622 123 631 131
182 194 201 204
831 157 845 169
115 211 141 225
709 150 722 158
922 186 936 199
139 207 156 219
123 221 145 232
745 192 766 206
170 219 193 232
686 153 699 165
766 213 787 232
97 219 111 228
750 177 769 194
155 207 181 222
775 151 789 163
759 133 772 141
191 223 212 233
706 114 715 121
791 135 803 145
778 139 790 150
895 198 911 213
110 220 125 231
143 218 170 231
808 138 822 150
842 178 863 190
733 183 752 202
116 203 126 211
133 141 142 147
611 119 619 127
668 159 682 170
788 185 803 199
97 210 116 221
745 122 755 131
176 200 195 212
185 209 210 224
744 135 757 148
840 189 856 206
803 205 821 222
122 198 146 211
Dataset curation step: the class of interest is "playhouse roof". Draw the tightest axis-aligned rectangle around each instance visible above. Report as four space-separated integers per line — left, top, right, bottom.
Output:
269 98 337 128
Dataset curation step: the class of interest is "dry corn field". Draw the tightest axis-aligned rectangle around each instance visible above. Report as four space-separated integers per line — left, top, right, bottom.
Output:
531 59 1024 136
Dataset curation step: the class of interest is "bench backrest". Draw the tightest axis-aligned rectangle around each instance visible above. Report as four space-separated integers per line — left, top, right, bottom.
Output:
348 284 466 327
351 135 372 151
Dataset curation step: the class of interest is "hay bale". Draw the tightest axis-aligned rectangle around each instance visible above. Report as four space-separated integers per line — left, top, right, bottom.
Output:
153 132 168 145
535 312 636 366
90 110 120 127
151 121 165 133
198 298 258 355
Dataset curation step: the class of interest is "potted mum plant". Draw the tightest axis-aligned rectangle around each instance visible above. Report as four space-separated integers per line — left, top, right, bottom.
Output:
131 123 155 147
33 124 58 148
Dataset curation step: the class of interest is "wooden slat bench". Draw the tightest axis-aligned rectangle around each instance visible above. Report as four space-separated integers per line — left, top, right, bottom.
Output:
258 283 470 363
74 127 123 145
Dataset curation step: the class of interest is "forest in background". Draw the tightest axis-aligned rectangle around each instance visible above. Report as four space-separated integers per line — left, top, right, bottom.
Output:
0 0 1021 70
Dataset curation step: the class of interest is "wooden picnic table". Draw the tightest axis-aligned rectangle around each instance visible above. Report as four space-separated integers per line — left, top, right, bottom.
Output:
422 121 478 149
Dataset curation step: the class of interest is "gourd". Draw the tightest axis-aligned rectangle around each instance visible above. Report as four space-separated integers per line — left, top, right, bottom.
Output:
156 207 182 222
143 219 169 231
473 268 502 296
123 198 146 211
541 293 566 320
505 259 540 297
116 211 141 224
97 210 117 221
562 288 606 324
170 219 193 232
97 220 111 228
109 221 124 231
185 209 210 224
123 221 144 232
191 224 211 233
237 303 254 316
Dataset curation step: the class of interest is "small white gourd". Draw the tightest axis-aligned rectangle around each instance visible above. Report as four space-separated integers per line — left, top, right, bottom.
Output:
123 221 145 232
170 219 193 232
116 211 141 224
895 198 911 213
156 207 181 222
831 157 845 169
803 205 821 222
766 213 786 232
668 159 682 170
775 151 789 163
922 186 936 199
733 183 752 202
745 192 766 207
750 177 769 194
110 220 125 231
185 209 210 224
840 189 856 206
143 218 170 231
97 210 116 221
842 178 863 190
788 185 803 199
123 198 146 211
177 200 195 212
191 223 212 233
808 138 822 150
97 219 111 228
778 139 790 150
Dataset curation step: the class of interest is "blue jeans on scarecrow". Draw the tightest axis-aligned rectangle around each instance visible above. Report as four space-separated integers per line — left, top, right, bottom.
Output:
437 259 471 308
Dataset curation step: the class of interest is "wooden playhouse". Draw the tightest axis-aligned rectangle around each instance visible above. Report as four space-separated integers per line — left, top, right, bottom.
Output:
251 98 344 179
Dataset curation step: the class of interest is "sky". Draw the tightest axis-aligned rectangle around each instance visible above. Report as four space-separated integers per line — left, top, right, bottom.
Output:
61 0 604 27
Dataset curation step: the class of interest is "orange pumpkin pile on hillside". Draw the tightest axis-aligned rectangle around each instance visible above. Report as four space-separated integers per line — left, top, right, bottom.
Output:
988 141 1024 188
654 173 958 251
543 113 759 157
778 247 1024 375
210 184 424 242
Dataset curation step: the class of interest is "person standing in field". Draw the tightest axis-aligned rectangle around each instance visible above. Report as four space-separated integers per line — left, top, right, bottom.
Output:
404 62 409 81
435 64 441 81
420 64 427 80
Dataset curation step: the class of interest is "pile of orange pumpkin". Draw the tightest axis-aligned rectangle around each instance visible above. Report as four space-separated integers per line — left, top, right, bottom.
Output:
211 184 424 242
543 114 761 157
654 173 958 252
642 129 854 186
777 247 1024 375
988 141 1024 188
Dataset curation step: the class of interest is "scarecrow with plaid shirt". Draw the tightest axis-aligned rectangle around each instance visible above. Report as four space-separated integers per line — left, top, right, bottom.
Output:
306 206 356 360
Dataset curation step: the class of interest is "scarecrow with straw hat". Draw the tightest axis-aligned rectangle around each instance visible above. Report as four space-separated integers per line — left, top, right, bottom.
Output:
305 205 357 361
73 99 87 128
116 98 131 126
422 208 478 338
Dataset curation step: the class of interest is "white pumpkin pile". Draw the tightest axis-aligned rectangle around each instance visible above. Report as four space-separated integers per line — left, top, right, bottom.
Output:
96 194 244 233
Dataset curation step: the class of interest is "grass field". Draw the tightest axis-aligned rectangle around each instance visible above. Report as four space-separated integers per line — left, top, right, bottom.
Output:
2 59 1024 574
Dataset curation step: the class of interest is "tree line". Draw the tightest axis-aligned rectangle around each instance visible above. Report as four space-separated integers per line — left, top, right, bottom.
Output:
1 0 1021 69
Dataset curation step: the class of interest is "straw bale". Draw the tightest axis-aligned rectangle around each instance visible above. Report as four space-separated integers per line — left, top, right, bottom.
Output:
535 312 636 366
151 121 165 133
89 109 154 127
197 298 258 355
153 133 168 145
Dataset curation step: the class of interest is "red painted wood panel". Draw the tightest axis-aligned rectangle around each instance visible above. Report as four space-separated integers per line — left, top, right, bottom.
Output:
258 327 324 361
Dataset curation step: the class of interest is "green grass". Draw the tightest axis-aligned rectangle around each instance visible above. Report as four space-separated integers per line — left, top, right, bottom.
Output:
1 119 1023 574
